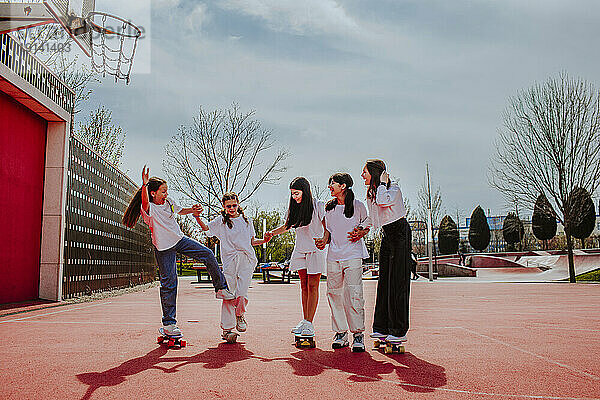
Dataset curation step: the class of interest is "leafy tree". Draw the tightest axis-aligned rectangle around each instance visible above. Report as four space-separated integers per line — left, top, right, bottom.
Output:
251 209 294 263
438 215 459 255
489 73 600 282
502 212 524 250
468 206 490 251
566 187 596 247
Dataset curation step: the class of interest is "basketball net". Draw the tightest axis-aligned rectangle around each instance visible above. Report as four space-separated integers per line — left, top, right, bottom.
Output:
86 11 141 84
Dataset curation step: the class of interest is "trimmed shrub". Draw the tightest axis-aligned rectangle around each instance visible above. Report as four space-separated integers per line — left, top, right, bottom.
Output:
502 212 524 245
566 187 596 240
438 215 459 255
468 206 490 251
531 194 557 241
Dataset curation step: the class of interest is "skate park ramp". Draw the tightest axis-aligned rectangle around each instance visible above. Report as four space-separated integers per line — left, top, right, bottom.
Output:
423 251 600 282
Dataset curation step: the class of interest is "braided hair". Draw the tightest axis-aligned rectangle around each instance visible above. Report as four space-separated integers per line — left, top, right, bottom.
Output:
221 192 249 228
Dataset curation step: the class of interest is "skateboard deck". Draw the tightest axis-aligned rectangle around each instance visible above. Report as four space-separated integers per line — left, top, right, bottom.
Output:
294 334 316 349
222 331 239 343
373 338 405 354
157 328 187 348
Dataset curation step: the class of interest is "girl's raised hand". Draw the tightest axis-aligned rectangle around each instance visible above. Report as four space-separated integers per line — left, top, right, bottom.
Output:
314 237 327 250
192 204 203 216
264 231 274 242
142 165 150 185
380 170 389 185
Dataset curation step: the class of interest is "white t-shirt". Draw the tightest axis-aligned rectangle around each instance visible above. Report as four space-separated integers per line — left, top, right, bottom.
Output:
365 183 407 230
324 199 370 262
140 197 184 251
291 199 326 253
207 215 258 266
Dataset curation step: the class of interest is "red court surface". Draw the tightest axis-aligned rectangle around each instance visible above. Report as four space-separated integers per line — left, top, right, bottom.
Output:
1 278 599 400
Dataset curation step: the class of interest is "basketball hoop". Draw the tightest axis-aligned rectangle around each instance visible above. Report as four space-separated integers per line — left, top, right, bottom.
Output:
85 11 141 84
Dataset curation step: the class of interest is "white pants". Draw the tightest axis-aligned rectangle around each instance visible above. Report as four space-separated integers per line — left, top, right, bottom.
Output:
221 253 255 330
326 258 365 334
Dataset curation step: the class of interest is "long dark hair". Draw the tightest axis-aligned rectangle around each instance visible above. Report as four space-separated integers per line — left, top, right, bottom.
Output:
122 177 167 228
365 159 391 201
325 173 355 218
221 192 249 228
285 177 315 229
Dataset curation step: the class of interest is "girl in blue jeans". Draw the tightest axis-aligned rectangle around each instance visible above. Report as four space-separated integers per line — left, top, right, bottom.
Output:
123 166 234 337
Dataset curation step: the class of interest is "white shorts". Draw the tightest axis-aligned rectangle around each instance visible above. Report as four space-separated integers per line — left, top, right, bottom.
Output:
289 249 326 275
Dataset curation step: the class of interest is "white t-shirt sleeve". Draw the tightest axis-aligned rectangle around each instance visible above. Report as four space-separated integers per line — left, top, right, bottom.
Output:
375 184 400 207
249 218 256 238
140 204 151 224
207 217 224 238
356 200 369 226
316 200 325 222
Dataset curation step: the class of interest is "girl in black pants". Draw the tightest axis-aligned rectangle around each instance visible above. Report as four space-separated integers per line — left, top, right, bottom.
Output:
350 159 411 344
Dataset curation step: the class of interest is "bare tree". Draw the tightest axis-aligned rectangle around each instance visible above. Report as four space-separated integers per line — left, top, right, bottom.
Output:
76 106 126 166
489 73 600 282
416 178 444 232
163 104 288 215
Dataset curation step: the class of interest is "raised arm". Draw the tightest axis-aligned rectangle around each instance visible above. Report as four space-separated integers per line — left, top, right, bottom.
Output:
141 166 150 214
192 205 210 231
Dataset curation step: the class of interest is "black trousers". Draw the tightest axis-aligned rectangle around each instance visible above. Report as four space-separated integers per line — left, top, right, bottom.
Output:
373 218 412 337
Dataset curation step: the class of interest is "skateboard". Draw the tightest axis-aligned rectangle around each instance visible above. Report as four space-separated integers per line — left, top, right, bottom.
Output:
157 328 187 348
373 338 405 354
294 334 316 349
222 331 239 343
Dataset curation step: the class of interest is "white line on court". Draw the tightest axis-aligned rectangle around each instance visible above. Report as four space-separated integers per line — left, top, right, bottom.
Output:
458 327 600 381
0 302 112 324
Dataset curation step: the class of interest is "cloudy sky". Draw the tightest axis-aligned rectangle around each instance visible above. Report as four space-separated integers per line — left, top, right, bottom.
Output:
79 0 600 224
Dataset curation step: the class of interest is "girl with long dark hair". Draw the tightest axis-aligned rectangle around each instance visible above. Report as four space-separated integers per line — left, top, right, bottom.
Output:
315 173 369 352
194 192 271 342
267 177 326 337
122 166 233 339
356 159 411 345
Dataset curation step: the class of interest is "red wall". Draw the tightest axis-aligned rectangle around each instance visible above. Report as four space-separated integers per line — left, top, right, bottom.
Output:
0 91 47 303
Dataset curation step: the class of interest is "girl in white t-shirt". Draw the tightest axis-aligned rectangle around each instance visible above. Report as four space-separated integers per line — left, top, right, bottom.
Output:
195 192 271 342
267 177 326 337
315 173 369 352
122 166 234 338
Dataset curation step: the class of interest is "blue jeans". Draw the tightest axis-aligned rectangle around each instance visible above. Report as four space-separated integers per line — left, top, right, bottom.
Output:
154 236 228 326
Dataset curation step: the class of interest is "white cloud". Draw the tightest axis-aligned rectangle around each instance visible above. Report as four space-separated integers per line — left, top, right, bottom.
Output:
217 0 360 37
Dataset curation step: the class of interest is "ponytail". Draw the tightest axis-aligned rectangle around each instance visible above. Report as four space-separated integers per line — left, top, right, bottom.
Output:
325 173 355 218
122 177 166 228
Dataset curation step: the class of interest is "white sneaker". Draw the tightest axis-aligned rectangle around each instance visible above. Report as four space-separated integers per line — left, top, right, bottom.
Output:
216 289 235 300
370 332 387 339
332 332 349 349
236 315 247 332
386 334 407 343
291 319 307 334
299 321 315 337
352 333 365 352
162 324 182 336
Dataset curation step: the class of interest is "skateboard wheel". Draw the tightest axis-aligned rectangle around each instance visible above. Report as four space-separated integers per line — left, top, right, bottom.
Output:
157 336 163 343
180 340 187 347
373 341 380 348
168 340 175 347
384 346 392 354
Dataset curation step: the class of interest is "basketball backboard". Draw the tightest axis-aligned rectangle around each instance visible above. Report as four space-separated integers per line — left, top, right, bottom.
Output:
43 0 95 56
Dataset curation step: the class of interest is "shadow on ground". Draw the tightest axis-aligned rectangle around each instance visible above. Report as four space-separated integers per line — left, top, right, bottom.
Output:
76 342 253 400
